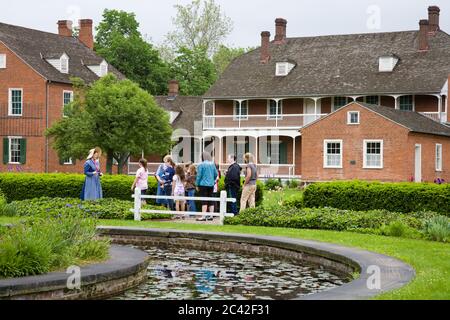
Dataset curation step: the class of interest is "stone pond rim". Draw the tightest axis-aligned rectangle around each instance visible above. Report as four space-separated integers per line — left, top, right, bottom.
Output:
97 227 416 300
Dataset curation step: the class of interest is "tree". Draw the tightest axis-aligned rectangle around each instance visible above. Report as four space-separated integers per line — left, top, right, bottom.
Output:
95 9 170 95
166 0 233 57
170 46 217 96
46 75 173 174
212 45 251 75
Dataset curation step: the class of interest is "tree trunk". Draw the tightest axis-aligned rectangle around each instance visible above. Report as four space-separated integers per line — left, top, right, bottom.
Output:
117 153 130 175
106 150 114 175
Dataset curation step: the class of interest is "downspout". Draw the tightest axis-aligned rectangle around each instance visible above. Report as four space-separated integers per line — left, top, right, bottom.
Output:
45 81 50 173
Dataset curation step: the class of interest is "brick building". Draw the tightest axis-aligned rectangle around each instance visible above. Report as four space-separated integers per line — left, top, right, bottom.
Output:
202 6 450 181
0 19 124 173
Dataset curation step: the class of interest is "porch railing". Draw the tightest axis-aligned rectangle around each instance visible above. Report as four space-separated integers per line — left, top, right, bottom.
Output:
419 112 447 123
203 114 328 129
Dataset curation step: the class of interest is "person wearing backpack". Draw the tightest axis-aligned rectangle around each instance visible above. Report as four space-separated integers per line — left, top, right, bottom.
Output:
224 154 241 215
240 153 258 213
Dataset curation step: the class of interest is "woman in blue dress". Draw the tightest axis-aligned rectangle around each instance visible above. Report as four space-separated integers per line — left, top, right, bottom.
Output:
80 147 103 201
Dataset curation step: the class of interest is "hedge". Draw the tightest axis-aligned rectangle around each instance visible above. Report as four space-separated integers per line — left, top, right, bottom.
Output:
303 181 450 215
0 173 264 207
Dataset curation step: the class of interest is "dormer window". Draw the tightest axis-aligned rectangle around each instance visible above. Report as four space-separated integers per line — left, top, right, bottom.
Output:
60 54 69 74
0 54 6 68
379 55 399 72
88 60 108 77
276 62 295 76
169 111 180 124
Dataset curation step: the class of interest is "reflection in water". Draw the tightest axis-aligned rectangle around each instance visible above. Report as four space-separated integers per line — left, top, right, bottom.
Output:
111 246 349 300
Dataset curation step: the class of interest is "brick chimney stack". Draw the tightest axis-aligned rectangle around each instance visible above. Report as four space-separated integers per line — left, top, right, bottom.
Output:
79 19 94 49
428 6 440 34
57 20 73 37
418 19 429 51
274 18 287 44
168 80 179 97
260 31 271 64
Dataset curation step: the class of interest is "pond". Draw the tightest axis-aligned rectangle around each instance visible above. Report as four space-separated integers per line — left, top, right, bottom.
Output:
111 246 350 300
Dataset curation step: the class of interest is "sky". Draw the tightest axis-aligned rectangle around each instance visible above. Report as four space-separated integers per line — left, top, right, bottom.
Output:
0 0 448 48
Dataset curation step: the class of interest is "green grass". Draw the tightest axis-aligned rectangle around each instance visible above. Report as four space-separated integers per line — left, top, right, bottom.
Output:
263 189 301 207
2 216 449 299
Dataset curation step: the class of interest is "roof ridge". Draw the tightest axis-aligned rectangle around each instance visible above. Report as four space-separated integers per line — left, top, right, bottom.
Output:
0 21 77 41
284 30 419 41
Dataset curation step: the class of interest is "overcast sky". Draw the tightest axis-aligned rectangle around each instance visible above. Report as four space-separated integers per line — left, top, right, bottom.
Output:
0 0 448 48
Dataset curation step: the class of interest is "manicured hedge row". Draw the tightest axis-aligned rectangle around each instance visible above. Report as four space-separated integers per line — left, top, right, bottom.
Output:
303 181 450 215
0 173 264 207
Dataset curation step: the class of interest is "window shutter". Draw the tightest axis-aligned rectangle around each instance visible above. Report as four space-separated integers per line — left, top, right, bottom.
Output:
3 138 9 164
19 139 26 164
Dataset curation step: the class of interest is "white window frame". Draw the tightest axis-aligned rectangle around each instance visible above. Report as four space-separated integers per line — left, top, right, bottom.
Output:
333 97 351 111
100 60 108 77
8 88 23 116
323 139 343 169
276 62 288 76
63 158 73 165
0 54 6 69
267 100 283 120
364 95 381 105
363 140 384 169
62 90 74 117
60 54 69 74
8 136 22 164
399 95 415 112
347 111 360 125
233 101 248 121
436 144 443 172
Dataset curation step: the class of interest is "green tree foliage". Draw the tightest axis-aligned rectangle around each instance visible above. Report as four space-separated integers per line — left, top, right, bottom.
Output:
46 75 173 174
170 46 217 96
166 0 233 57
212 45 249 75
95 9 170 95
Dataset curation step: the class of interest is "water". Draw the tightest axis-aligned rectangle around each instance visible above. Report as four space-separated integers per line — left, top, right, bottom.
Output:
111 246 349 300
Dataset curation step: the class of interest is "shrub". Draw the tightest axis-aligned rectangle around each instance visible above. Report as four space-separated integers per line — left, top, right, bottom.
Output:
1 197 171 221
264 178 283 191
225 207 430 233
284 193 304 209
286 180 299 189
303 181 450 215
0 213 109 278
0 173 264 208
0 189 6 214
423 216 450 243
380 221 410 238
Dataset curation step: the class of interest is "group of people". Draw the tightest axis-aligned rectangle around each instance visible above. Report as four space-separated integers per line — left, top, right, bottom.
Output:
80 147 258 222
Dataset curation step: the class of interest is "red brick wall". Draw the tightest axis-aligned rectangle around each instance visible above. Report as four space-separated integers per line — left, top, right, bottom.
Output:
301 103 412 182
406 133 450 182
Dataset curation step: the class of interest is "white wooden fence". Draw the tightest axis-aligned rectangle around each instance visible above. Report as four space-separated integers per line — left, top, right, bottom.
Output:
131 188 236 225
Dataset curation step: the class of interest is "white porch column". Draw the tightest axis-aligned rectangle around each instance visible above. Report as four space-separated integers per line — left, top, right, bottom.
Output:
292 136 296 178
255 137 259 165
438 95 443 123
218 137 223 166
393 95 400 110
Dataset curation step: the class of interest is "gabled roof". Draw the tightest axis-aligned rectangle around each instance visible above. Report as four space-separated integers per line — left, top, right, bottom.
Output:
154 96 203 137
0 22 125 84
302 102 450 137
205 30 450 99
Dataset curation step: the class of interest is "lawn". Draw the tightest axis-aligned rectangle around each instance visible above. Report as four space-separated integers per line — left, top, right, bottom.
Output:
263 188 301 207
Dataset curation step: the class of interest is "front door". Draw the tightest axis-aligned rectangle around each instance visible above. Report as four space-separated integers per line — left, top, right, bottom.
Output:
304 99 321 125
414 144 422 183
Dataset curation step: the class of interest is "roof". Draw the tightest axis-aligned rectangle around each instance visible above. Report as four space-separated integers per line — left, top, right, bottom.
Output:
0 22 125 84
302 101 450 137
154 96 203 137
205 30 450 99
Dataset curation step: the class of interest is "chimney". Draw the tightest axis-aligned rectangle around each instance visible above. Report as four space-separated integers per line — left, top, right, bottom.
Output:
168 80 179 97
78 19 94 50
57 20 73 37
428 6 440 34
260 31 271 64
274 18 287 44
418 19 429 51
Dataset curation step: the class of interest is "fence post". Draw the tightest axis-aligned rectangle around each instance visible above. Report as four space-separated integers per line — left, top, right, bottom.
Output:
219 190 227 226
134 187 141 221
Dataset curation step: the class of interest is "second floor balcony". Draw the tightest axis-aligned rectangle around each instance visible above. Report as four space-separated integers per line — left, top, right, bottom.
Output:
203 94 448 130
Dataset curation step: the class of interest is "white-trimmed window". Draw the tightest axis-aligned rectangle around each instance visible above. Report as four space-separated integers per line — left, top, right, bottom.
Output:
63 158 73 165
347 111 360 125
399 95 414 111
364 140 383 169
436 144 443 172
324 140 343 168
379 56 399 72
8 88 23 116
0 54 6 68
365 96 380 105
267 100 283 120
60 54 69 74
233 101 248 120
333 97 351 111
100 60 108 77
8 137 25 164
63 90 74 117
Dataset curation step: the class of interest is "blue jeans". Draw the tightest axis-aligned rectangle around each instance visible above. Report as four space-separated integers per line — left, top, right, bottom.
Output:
186 189 197 213
227 186 239 215
164 184 175 210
